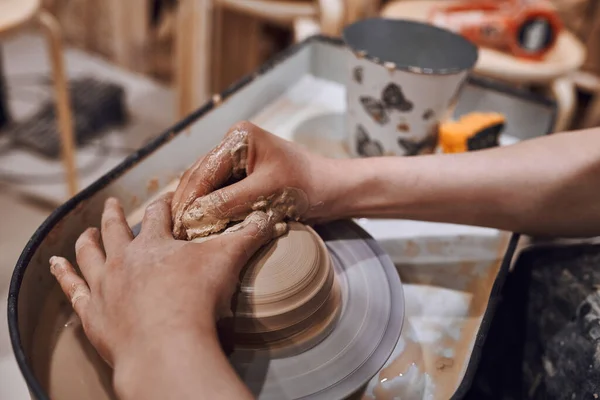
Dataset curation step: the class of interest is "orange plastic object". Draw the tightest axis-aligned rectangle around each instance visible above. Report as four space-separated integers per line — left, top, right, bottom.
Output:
439 112 505 153
428 0 563 60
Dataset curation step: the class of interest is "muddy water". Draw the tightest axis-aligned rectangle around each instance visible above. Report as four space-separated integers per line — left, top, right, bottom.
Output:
361 234 509 400
32 288 115 400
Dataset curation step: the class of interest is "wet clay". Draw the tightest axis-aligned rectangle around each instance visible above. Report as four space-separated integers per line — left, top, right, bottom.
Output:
180 187 309 240
172 128 249 239
192 222 341 356
171 124 309 240
232 222 341 357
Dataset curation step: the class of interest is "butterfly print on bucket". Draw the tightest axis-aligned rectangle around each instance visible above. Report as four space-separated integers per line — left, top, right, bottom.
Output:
382 83 413 112
359 83 414 125
360 97 389 124
356 125 384 157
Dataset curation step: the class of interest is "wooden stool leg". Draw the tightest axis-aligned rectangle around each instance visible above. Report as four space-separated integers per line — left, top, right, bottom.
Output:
212 1 224 93
175 4 191 120
175 0 212 119
37 10 78 197
550 76 577 132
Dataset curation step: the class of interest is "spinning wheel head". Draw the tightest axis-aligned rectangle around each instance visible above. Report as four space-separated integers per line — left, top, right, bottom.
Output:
229 220 404 400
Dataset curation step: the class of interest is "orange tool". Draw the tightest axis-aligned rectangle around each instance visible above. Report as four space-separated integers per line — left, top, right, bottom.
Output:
428 0 563 60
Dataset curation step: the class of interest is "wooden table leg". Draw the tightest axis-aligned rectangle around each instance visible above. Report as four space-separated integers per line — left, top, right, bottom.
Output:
37 10 78 197
211 9 261 93
107 0 150 73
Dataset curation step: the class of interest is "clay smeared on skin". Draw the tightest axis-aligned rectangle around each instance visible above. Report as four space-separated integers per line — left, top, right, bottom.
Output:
222 211 289 239
173 124 310 240
180 187 309 240
172 128 249 238
50 256 89 308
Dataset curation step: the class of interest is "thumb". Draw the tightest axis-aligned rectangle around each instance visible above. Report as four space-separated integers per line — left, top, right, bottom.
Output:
220 211 287 265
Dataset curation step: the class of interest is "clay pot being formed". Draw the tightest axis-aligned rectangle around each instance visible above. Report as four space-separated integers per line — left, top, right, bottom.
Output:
230 222 342 357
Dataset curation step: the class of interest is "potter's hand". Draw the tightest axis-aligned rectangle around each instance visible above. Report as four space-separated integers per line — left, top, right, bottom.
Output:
49 196 272 400
171 121 341 240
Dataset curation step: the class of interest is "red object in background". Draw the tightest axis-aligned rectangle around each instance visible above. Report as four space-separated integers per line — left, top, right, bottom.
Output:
428 0 563 60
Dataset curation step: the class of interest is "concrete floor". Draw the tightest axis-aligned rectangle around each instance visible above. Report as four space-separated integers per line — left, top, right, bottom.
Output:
0 32 173 398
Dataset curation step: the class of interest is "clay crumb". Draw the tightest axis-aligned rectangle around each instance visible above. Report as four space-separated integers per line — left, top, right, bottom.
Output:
147 178 159 194
404 240 420 258
212 94 222 105
435 357 454 371
384 62 396 73
180 187 308 240
355 50 367 59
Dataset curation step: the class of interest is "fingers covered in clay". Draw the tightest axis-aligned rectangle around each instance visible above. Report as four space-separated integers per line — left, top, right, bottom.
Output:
172 122 258 238
223 210 287 242
49 256 90 317
101 197 133 255
172 121 318 241
179 185 309 240
232 213 285 258
206 211 284 318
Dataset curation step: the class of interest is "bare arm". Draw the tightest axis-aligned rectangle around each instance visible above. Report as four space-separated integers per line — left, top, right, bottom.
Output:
172 123 600 244
330 128 600 237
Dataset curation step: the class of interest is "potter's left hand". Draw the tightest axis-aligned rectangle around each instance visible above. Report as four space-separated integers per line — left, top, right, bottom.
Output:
170 121 344 240
49 195 272 399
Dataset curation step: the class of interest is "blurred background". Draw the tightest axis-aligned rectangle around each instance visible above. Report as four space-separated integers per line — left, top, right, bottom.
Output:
0 0 598 397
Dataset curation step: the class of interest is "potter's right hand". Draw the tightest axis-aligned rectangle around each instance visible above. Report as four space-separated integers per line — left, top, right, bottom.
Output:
48 195 276 369
49 196 261 399
171 121 342 240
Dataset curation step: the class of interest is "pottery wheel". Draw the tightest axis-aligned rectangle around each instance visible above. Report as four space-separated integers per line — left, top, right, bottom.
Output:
228 219 404 400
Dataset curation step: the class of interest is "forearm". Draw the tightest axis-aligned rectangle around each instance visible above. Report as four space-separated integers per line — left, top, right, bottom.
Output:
330 128 600 237
113 328 253 400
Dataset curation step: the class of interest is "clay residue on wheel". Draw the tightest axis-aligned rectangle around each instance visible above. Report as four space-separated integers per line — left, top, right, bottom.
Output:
179 187 309 240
